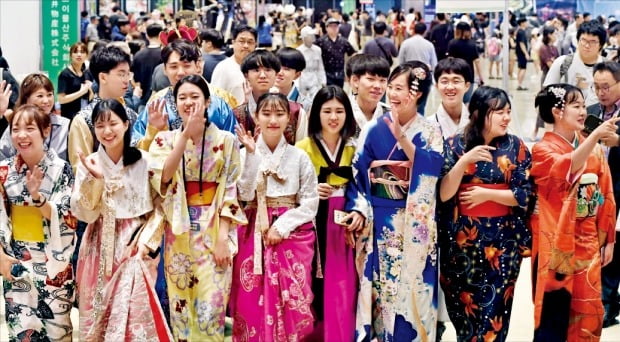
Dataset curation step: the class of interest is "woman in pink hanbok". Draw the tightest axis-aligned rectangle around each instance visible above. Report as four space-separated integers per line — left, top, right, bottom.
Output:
72 99 171 341
230 92 320 341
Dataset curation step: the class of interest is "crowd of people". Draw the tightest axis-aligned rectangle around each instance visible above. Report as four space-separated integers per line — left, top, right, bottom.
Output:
0 4 619 342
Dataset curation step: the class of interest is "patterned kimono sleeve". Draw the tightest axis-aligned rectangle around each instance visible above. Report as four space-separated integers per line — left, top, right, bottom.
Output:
238 148 261 202
132 105 149 141
271 152 319 238
46 162 78 279
138 152 166 251
594 146 617 245
410 124 444 179
509 137 533 210
148 131 191 235
70 160 104 224
219 135 248 226
531 142 581 190
0 129 15 160
68 115 94 171
135 124 162 151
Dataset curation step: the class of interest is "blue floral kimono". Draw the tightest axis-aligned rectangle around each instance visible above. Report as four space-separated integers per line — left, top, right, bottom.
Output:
346 113 444 341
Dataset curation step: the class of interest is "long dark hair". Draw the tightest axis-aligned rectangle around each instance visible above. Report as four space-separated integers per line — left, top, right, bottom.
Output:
91 99 142 167
308 86 356 141
463 86 511 151
173 75 211 125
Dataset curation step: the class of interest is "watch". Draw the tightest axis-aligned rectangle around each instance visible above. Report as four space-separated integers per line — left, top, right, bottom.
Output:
32 194 45 207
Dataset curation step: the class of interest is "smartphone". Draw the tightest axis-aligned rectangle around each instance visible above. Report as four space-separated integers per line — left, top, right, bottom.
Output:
583 114 604 135
334 210 352 226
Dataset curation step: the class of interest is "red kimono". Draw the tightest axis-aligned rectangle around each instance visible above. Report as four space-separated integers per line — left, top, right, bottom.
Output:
531 132 617 341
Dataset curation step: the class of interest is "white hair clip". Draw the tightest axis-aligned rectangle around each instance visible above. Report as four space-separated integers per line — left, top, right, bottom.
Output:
548 86 567 109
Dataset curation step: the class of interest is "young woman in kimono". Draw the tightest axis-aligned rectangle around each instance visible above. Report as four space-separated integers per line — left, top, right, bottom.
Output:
0 74 70 161
71 99 171 341
438 86 533 341
295 85 358 341
531 84 618 341
230 92 319 341
346 61 444 341
149 75 247 341
0 105 76 341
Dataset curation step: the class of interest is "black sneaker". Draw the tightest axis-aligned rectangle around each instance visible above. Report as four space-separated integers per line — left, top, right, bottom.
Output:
517 86 529 91
603 317 619 328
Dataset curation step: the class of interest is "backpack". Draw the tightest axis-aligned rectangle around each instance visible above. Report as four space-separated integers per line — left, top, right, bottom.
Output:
487 38 500 57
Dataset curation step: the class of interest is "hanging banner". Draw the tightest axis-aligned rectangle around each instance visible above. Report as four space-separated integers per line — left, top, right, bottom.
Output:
41 0 79 91
424 0 436 24
435 0 504 13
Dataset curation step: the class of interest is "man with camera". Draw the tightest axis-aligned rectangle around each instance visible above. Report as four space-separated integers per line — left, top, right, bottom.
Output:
587 61 620 328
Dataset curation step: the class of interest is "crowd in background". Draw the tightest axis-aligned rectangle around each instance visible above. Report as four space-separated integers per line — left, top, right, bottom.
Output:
0 3 619 342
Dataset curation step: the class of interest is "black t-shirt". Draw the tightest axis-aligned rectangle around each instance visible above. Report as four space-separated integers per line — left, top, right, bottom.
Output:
447 39 479 75
132 46 163 105
516 28 528 56
57 67 92 120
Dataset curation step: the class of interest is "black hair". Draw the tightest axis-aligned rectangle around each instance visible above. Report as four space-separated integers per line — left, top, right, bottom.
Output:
91 99 142 167
388 61 432 107
232 24 257 40
574 13 583 20
258 15 266 28
128 40 145 55
414 22 427 35
577 21 607 48
255 92 290 116
342 13 349 21
373 21 387 35
346 54 390 79
173 75 211 124
433 57 473 83
308 86 356 141
89 46 131 82
162 39 201 64
276 47 306 72
117 18 130 27
464 86 511 151
241 50 281 74
437 13 446 21
583 12 591 19
535 84 583 124
542 26 557 45
146 23 164 38
200 29 225 49
112 5 120 12
81 10 89 18
517 17 528 25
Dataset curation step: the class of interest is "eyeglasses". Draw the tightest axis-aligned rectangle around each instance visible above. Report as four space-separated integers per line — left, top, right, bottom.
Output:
111 71 132 80
579 37 600 47
594 81 619 94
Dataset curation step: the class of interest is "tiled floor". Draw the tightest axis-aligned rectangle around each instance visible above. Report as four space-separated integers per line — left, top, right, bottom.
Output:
1 61 620 341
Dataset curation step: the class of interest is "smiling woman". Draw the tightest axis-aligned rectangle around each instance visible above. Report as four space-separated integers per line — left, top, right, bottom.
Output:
0 104 77 341
438 86 534 342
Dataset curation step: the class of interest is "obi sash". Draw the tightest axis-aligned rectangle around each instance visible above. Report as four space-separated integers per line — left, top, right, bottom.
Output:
185 181 217 206
576 173 603 219
458 183 511 217
11 205 44 242
369 160 412 200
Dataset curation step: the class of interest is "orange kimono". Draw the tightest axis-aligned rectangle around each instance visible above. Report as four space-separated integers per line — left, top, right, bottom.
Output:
531 132 617 342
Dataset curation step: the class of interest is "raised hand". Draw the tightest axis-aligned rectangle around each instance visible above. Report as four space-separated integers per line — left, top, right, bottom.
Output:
593 116 620 141
235 124 256 153
0 80 12 117
25 165 44 198
461 145 496 164
182 103 206 141
242 79 252 105
147 99 168 131
78 151 103 179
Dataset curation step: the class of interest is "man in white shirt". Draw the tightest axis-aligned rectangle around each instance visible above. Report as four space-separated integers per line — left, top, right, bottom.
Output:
544 21 606 107
211 24 256 104
428 57 472 139
345 54 390 136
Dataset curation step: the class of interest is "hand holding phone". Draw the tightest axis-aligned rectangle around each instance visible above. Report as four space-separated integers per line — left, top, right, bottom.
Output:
334 210 352 226
583 114 603 135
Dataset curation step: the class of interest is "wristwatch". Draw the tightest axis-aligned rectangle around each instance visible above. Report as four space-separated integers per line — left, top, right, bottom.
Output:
32 194 45 207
